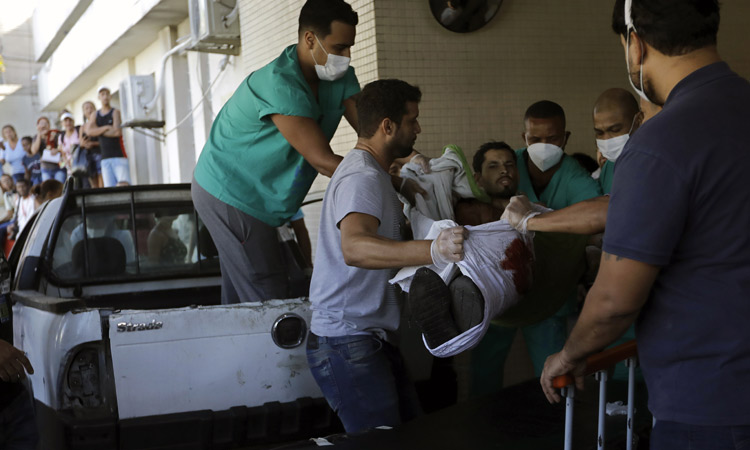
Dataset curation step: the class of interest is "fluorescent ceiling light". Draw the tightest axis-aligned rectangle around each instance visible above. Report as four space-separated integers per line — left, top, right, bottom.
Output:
0 0 36 33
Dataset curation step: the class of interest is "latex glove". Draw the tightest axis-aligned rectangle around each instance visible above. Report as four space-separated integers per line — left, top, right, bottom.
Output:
0 340 33 382
501 195 541 233
410 153 432 174
430 226 468 269
400 178 428 206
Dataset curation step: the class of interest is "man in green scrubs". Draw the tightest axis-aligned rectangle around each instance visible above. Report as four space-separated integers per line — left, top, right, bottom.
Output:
593 88 642 194
470 101 602 396
191 0 362 304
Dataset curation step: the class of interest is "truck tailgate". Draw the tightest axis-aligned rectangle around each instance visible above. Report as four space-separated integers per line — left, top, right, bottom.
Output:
107 299 321 419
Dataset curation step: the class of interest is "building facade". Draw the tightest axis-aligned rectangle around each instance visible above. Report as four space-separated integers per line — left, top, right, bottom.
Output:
27 0 750 187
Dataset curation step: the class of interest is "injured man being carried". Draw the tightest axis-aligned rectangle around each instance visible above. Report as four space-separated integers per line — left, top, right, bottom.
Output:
391 143 551 357
392 142 592 360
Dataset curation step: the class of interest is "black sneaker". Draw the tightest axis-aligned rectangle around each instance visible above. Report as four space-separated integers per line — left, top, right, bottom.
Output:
409 267 459 349
448 275 484 333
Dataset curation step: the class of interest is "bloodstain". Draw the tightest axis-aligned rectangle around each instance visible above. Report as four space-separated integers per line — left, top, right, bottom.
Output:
500 238 534 294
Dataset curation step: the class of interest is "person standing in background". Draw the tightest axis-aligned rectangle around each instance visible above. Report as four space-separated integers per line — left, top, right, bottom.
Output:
86 87 130 187
31 117 66 183
0 126 27 183
58 112 80 176
6 179 35 240
21 137 41 187
80 100 103 188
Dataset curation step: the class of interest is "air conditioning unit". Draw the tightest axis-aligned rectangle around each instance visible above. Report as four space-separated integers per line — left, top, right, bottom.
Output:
120 75 165 128
189 0 240 55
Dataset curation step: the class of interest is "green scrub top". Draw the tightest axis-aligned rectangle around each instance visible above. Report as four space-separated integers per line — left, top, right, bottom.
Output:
194 44 361 227
599 159 615 194
514 148 603 209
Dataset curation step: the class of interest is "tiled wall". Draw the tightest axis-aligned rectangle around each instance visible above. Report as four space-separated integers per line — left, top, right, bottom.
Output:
374 0 750 161
238 0 750 175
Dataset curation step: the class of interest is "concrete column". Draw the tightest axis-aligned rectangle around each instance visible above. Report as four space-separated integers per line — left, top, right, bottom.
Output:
120 57 164 185
186 50 214 163
161 26 195 183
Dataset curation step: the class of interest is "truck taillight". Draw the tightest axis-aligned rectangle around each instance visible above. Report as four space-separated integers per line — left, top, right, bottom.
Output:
64 346 103 409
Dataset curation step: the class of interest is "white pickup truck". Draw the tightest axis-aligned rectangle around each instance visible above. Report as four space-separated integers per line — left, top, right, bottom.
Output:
8 184 342 449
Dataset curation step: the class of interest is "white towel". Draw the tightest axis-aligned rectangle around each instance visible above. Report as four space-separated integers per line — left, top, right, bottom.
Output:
398 145 480 228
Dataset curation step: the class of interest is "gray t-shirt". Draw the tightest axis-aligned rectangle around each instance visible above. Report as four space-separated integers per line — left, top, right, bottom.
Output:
310 149 405 343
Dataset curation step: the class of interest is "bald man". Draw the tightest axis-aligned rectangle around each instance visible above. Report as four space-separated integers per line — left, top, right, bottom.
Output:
593 88 643 194
502 91 646 383
502 89 648 235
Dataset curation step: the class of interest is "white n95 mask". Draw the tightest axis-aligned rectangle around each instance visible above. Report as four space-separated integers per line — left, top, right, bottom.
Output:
311 35 350 81
527 143 564 172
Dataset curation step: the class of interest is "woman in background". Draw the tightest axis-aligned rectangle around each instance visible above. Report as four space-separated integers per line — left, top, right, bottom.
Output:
81 101 103 188
1 125 27 182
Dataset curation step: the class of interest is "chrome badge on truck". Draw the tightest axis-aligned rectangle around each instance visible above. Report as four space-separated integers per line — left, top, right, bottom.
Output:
117 320 164 332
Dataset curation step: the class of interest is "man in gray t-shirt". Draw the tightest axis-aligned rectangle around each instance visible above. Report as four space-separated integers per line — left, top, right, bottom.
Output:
307 79 466 433
310 148 405 342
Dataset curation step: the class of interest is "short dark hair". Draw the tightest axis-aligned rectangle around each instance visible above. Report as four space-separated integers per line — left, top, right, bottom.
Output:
473 141 516 174
16 178 29 186
356 79 422 139
299 0 358 37
612 0 720 56
38 179 63 202
21 136 32 144
524 100 566 126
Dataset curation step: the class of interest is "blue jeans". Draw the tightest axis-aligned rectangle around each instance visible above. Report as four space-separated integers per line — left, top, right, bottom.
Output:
651 420 750 450
41 167 66 183
0 385 39 449
306 333 422 433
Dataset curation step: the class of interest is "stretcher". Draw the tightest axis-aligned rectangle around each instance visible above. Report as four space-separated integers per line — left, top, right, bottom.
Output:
553 340 640 450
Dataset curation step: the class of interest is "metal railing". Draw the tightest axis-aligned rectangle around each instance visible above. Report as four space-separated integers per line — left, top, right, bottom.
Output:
552 340 638 450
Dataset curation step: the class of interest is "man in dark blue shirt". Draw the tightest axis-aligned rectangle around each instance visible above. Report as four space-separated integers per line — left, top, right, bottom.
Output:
537 1 750 447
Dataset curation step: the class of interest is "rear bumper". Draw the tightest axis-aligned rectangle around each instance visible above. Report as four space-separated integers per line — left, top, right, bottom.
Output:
36 397 342 450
